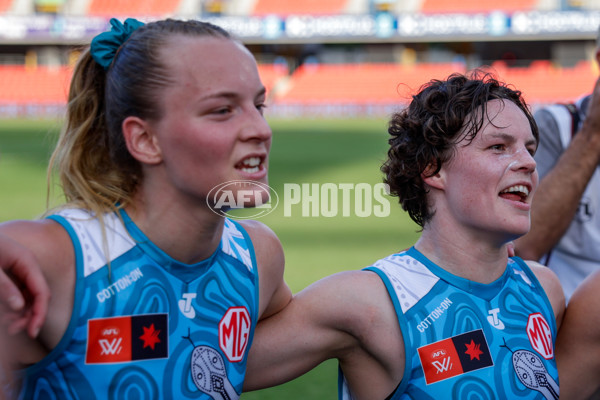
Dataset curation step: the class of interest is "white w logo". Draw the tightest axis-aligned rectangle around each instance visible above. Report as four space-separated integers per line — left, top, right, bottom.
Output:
99 338 123 355
432 357 452 373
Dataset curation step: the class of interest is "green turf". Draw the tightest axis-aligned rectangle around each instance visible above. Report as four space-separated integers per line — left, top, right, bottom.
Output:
0 117 421 399
0 118 62 220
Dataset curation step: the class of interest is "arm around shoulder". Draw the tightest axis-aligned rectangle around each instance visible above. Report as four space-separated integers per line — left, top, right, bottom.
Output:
243 271 361 391
244 269 404 400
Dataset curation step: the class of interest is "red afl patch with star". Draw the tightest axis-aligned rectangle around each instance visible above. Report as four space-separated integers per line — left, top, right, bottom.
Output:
417 329 494 384
86 313 168 364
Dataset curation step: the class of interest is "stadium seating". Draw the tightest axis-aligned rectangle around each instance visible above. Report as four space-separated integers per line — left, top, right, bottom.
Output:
0 0 13 13
257 63 289 96
267 60 597 114
87 0 180 17
0 61 595 116
251 0 348 16
0 63 286 108
489 60 597 104
0 65 70 104
421 0 537 14
274 63 468 105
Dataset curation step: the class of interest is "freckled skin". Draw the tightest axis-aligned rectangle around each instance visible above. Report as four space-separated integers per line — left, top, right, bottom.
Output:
432 100 538 247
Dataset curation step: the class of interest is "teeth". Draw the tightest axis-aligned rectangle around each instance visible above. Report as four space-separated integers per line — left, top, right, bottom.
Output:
242 157 260 167
239 157 261 173
242 166 259 173
501 185 529 196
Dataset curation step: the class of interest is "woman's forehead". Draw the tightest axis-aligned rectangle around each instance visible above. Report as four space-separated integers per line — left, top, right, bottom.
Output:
160 36 256 82
155 36 262 103
455 99 533 144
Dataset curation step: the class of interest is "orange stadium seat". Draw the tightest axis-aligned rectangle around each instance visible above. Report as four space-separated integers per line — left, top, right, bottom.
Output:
0 63 286 105
489 60 596 105
0 62 593 114
274 61 595 109
257 63 289 96
275 63 467 105
252 0 347 16
87 0 180 17
421 0 536 14
0 65 71 105
0 0 13 13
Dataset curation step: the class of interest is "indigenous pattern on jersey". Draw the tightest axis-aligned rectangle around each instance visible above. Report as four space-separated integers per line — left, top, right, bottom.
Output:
17 208 259 400
339 247 558 400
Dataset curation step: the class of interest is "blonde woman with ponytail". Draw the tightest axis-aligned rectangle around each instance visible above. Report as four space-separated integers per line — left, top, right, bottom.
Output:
1 18 290 400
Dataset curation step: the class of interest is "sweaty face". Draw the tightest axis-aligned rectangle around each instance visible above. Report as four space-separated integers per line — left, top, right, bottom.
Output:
435 99 538 244
148 36 272 210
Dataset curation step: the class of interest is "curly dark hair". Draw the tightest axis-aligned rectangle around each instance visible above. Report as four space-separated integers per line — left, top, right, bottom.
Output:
381 71 538 227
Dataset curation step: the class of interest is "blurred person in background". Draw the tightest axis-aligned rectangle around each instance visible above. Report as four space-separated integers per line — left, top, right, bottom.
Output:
0 17 291 399
514 28 600 301
555 268 600 400
244 72 564 399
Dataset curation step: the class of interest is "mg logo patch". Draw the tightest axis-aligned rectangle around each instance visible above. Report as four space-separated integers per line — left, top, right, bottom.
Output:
526 313 554 360
219 306 251 362
417 329 494 385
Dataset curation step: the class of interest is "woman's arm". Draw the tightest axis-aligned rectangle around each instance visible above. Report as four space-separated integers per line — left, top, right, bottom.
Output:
0 233 50 338
0 219 75 367
556 270 600 400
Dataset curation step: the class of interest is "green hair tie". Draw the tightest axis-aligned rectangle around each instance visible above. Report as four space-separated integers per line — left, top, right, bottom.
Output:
90 18 145 70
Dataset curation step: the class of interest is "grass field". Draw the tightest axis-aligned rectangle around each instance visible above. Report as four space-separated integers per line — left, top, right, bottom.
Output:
0 117 421 399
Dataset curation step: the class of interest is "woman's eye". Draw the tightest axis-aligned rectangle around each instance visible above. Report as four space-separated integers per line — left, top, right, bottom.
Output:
256 103 267 114
209 105 233 115
490 144 505 151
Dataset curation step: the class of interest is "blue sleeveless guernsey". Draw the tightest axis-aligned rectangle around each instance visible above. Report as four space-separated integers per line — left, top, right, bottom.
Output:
339 247 559 400
17 208 259 400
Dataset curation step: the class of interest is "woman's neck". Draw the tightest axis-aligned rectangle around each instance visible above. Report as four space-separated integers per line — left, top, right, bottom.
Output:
415 227 510 284
125 195 225 265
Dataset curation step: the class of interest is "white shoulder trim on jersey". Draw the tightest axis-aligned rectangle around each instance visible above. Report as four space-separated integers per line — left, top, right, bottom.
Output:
509 259 533 286
372 253 439 313
56 209 136 277
544 104 575 150
221 219 253 271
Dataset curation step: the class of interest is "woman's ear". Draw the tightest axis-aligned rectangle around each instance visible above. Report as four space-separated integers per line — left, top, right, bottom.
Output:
422 163 445 190
122 116 162 165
